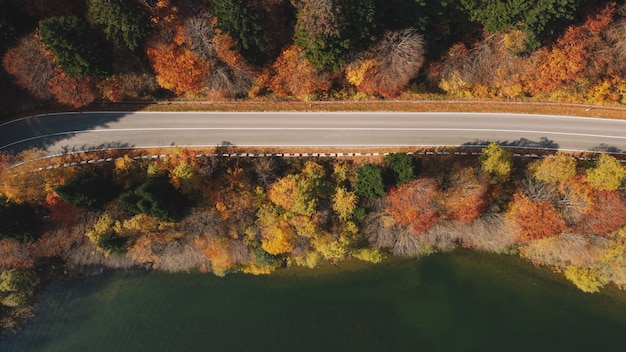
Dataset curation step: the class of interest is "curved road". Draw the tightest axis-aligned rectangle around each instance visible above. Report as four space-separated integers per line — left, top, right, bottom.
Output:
1 111 626 155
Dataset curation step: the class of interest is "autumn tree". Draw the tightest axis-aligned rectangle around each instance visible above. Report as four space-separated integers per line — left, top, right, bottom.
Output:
385 178 440 235
2 33 56 100
332 186 358 221
444 166 491 223
530 152 577 185
48 68 99 107
39 16 111 77
480 142 513 184
578 191 626 236
0 269 40 307
346 28 425 98
87 0 150 51
585 153 626 191
267 44 332 99
508 193 566 242
45 192 80 226
146 41 210 95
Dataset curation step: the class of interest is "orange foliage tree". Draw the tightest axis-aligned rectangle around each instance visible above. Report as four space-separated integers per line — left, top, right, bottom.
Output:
48 68 99 107
385 178 440 235
146 42 210 95
266 44 332 99
524 3 617 96
508 194 566 242
444 167 491 223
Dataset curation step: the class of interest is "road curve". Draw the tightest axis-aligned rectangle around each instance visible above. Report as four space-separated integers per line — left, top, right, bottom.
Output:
1 111 626 155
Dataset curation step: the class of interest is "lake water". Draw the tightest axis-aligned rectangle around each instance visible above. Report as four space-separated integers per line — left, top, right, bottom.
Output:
3 250 626 352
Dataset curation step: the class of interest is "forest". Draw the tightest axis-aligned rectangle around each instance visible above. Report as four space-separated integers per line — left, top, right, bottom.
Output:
1 0 626 112
0 144 625 330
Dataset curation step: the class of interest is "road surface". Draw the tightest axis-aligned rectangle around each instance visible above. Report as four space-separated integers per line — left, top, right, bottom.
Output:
1 111 626 155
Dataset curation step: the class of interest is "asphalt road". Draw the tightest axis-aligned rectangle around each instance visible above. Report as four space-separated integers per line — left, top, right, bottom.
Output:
1 111 626 155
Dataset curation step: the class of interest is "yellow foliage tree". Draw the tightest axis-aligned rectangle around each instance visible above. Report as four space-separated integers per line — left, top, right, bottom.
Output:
479 142 513 184
531 152 577 184
261 226 295 255
332 187 358 221
586 153 626 191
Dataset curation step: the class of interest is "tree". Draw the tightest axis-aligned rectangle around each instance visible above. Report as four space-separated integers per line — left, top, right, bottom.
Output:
211 0 268 65
0 269 39 307
356 164 385 199
585 153 626 191
383 152 420 186
531 152 577 185
385 178 440 235
55 169 119 209
146 41 210 95
480 142 513 184
267 44 332 99
48 68 99 107
460 0 584 48
87 0 149 51
508 194 566 242
118 175 189 222
39 16 111 77
347 28 425 98
444 167 491 223
332 187 358 221
579 191 626 236
0 196 45 243
292 0 376 71
2 33 56 100
261 226 295 255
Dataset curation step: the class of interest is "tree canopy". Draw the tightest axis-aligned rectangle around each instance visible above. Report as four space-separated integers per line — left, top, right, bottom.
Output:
39 16 111 78
87 0 150 51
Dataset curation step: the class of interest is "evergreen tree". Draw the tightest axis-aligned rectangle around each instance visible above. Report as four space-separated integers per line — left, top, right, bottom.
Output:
39 16 111 77
87 0 149 51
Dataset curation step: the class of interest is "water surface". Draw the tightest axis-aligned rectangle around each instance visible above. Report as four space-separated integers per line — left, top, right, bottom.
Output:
3 250 626 352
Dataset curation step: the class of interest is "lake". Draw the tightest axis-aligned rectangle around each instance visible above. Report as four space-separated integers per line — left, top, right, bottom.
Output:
3 250 626 352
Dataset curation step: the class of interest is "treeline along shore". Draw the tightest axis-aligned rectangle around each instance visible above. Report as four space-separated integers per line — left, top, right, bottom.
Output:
0 144 625 331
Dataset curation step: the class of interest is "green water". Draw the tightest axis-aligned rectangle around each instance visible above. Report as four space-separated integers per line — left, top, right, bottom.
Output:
3 250 626 352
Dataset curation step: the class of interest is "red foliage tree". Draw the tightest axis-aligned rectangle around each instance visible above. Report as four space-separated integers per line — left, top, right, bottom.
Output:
579 190 626 236
386 178 440 235
45 192 80 226
508 194 566 242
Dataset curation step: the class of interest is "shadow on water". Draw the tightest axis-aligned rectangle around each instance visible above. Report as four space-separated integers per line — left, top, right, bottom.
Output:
462 137 559 150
